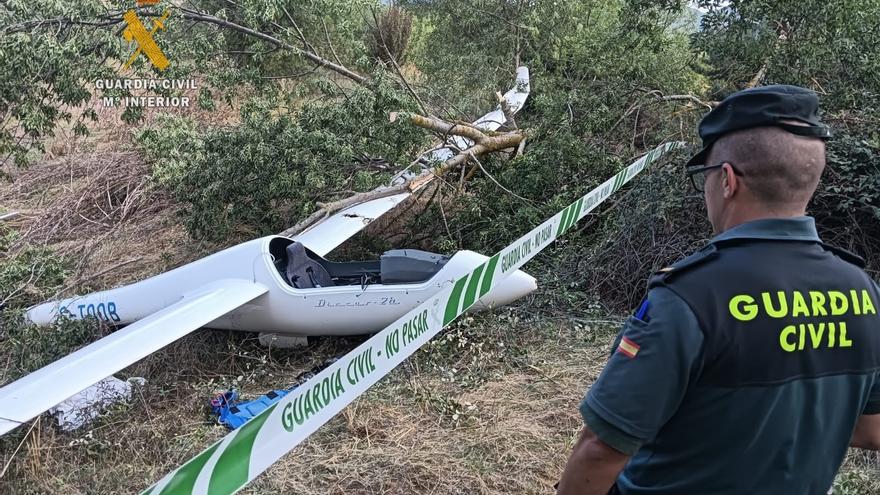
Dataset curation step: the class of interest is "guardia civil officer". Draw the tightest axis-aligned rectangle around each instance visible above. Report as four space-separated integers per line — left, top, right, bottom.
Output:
557 85 880 495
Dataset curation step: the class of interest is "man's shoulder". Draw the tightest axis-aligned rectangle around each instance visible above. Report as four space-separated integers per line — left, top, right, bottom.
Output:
819 242 866 268
652 238 869 289
649 243 720 287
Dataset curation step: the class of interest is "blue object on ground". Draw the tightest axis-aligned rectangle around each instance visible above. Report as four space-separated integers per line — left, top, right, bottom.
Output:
210 388 293 430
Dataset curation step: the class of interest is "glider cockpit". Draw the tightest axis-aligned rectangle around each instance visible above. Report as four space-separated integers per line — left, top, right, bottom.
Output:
0 67 534 437
269 237 450 289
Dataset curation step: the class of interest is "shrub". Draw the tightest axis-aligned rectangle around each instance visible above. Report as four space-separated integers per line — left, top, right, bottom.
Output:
138 76 428 243
0 226 103 383
813 130 880 275
0 227 69 309
366 6 413 65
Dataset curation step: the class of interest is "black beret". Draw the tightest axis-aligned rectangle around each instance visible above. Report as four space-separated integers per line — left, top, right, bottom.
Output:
686 84 832 167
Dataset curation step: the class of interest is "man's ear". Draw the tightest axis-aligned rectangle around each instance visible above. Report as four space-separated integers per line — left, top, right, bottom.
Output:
722 162 738 199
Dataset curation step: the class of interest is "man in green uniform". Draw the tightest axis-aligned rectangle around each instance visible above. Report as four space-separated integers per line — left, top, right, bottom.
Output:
557 85 880 495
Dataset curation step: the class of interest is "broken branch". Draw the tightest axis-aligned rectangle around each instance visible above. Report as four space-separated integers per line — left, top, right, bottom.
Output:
281 112 527 237
496 91 518 130
391 112 490 143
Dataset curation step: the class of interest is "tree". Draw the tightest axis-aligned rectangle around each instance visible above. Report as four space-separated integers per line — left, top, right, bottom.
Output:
0 0 383 174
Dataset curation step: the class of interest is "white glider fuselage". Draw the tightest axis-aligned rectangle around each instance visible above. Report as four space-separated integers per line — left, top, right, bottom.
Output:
26 235 537 336
1 66 534 437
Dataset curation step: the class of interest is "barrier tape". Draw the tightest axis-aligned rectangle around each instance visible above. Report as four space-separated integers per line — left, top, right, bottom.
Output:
144 141 683 495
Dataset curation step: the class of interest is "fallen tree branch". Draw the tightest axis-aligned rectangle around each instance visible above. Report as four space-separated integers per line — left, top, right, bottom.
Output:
391 111 526 171
438 133 525 170
496 91 517 130
640 89 716 110
281 116 525 237
610 89 717 133
390 112 490 143
280 112 527 237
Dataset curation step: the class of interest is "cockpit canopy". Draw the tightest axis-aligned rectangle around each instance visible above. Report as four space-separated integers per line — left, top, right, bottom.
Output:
269 238 449 288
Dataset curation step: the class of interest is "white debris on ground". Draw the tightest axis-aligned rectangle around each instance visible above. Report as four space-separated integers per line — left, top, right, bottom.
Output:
49 376 146 431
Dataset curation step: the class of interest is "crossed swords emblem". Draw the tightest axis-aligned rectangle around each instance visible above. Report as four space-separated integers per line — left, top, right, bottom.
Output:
122 9 171 71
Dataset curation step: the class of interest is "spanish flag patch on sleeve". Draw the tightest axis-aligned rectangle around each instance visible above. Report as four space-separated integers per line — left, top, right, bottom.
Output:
617 336 640 358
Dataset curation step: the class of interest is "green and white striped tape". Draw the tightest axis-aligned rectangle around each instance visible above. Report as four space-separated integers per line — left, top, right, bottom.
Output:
143 141 682 495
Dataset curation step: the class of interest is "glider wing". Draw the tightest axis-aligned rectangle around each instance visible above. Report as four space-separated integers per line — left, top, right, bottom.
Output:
295 67 531 257
0 280 268 436
292 192 411 257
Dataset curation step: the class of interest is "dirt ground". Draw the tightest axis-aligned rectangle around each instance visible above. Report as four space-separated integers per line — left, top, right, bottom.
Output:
0 300 605 494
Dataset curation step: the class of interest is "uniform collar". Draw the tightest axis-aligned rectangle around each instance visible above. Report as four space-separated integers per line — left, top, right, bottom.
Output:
711 216 821 243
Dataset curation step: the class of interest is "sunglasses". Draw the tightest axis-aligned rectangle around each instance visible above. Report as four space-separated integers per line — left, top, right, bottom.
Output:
686 162 744 193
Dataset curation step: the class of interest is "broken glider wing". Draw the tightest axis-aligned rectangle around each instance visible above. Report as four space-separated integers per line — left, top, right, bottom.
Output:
298 66 531 256
0 280 268 436
292 192 410 257
415 66 531 167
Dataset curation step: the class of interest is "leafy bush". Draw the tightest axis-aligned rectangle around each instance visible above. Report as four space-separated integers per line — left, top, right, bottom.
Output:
138 75 428 243
553 127 880 313
695 0 880 111
813 131 880 275
1 313 104 383
136 115 206 188
0 227 103 383
0 0 121 172
0 227 69 309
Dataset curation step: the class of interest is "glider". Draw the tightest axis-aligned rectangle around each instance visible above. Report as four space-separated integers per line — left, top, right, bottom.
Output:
0 68 533 436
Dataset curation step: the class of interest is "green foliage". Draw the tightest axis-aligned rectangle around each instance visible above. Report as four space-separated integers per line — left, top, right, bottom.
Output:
139 75 428 242
0 0 385 175
175 0 380 93
403 0 705 115
812 130 880 272
0 1 123 172
0 226 102 383
690 0 880 278
1 313 104 383
821 132 880 222
0 227 69 309
136 115 206 187
696 0 880 111
576 153 711 311
401 0 705 265
446 133 619 252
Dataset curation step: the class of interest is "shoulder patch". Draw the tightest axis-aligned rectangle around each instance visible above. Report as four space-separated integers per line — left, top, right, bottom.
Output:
617 336 640 358
821 242 866 268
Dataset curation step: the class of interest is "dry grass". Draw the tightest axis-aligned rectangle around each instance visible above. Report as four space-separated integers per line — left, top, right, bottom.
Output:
0 150 212 295
239 317 610 495
3 305 876 494
1 84 243 289
0 309 615 495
